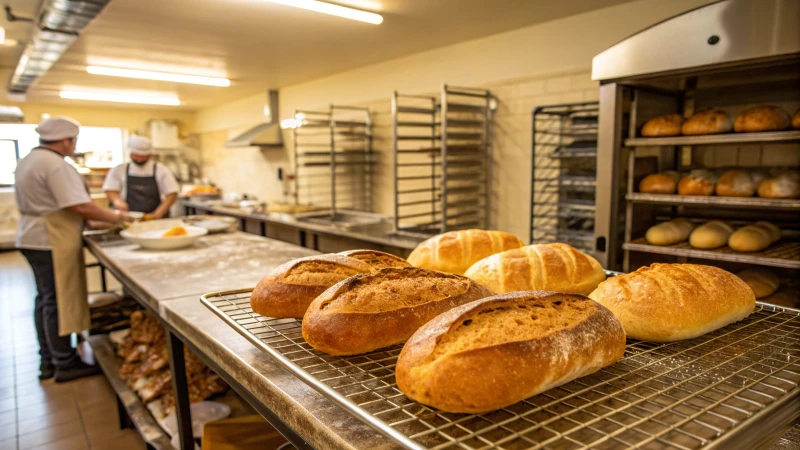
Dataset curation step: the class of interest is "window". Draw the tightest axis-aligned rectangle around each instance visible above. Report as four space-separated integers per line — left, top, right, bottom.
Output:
0 140 19 186
0 124 125 170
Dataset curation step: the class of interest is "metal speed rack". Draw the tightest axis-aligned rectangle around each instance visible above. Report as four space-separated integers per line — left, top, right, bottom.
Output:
292 106 373 215
203 288 800 450
530 102 599 254
392 85 493 237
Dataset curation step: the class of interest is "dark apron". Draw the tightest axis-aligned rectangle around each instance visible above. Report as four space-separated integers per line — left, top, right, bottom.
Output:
125 162 163 215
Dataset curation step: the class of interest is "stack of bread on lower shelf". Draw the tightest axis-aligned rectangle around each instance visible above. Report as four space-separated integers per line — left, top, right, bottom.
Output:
640 169 800 199
645 218 782 253
245 228 792 414
641 105 800 137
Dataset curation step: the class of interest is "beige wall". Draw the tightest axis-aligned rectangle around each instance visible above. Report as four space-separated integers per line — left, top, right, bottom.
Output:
194 0 715 241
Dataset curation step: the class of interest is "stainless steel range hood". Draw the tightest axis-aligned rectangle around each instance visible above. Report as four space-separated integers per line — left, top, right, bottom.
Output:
225 91 284 148
0 106 24 123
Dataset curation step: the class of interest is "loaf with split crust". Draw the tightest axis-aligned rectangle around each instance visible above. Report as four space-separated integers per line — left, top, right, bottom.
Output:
407 229 524 275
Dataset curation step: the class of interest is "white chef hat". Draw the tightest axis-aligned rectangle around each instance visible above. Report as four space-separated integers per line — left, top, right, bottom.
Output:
35 117 81 141
128 135 153 156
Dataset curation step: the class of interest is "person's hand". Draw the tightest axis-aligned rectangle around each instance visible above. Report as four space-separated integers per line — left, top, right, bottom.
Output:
116 210 133 223
143 212 162 221
112 199 130 212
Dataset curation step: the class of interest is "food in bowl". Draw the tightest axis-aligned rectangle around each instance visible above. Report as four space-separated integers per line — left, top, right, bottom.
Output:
162 226 188 237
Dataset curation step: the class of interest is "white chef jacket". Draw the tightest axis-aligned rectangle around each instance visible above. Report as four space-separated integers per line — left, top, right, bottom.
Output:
15 148 91 250
102 160 179 200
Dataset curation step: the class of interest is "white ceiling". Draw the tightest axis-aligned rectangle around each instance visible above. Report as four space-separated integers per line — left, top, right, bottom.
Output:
0 0 633 111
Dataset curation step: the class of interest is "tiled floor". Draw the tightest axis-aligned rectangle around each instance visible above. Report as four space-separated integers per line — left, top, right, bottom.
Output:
0 251 145 450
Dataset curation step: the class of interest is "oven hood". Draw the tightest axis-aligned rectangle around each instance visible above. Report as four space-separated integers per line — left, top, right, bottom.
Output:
592 0 800 82
0 106 23 123
225 91 284 148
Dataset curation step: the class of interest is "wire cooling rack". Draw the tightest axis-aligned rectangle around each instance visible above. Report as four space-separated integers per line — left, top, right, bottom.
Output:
201 289 800 450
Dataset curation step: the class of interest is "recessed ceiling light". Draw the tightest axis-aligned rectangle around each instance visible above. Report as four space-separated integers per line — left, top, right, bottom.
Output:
59 90 181 106
86 66 231 87
264 0 382 24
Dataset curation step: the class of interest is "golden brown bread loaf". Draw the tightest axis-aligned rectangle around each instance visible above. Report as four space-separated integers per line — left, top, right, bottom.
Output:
715 170 756 197
337 249 410 269
728 221 780 252
641 114 684 137
757 171 800 199
734 105 791 133
761 288 800 309
407 229 524 275
750 170 768 188
681 109 732 135
396 291 626 413
678 169 717 196
463 243 605 295
793 109 800 129
689 220 733 249
645 218 694 246
639 171 680 194
302 267 494 355
250 255 374 319
589 263 755 341
736 267 780 299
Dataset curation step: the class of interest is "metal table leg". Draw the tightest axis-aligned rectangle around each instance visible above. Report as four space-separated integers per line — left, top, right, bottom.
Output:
167 330 194 450
260 221 266 237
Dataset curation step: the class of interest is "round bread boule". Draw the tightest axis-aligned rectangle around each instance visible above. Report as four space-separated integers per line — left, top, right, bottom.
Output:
641 114 684 137
682 109 732 135
734 106 791 133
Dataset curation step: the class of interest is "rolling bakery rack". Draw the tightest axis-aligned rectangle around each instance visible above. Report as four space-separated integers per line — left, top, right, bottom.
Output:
530 102 599 255
292 105 373 216
392 85 494 238
202 286 800 450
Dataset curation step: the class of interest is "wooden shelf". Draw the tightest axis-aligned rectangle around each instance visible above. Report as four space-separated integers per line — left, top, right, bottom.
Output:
623 237 800 269
626 193 800 210
625 130 800 147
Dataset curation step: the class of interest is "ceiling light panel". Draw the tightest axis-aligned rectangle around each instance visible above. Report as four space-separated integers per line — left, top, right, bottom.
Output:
59 90 181 106
264 0 382 24
86 66 231 87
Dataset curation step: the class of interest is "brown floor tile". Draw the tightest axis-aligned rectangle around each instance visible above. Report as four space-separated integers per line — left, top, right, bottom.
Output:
14 382 71 399
26 434 86 450
16 407 78 427
0 423 16 442
88 430 144 450
78 401 118 427
17 419 83 450
0 437 17 450
15 389 73 409
16 408 81 436
16 398 76 421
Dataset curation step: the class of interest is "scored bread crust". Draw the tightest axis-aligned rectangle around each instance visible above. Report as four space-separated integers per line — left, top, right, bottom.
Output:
681 108 732 135
337 249 411 269
464 243 606 295
407 229 524 275
250 254 375 319
589 263 755 342
396 291 626 413
734 105 791 133
641 114 684 137
302 267 494 355
639 173 678 194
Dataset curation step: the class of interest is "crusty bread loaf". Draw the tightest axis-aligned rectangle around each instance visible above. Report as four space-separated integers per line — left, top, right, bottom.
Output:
689 220 733 249
464 243 605 295
641 114 684 137
681 109 732 135
396 291 626 413
250 255 374 319
645 218 694 246
728 222 780 252
793 109 800 129
302 267 494 355
337 249 411 269
734 106 791 133
639 172 679 194
407 229 524 275
757 171 800 199
750 170 768 188
736 267 780 299
715 170 756 197
678 169 717 196
761 288 800 309
589 263 755 341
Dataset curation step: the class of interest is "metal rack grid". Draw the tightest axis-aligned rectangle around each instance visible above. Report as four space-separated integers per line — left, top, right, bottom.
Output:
392 85 493 236
624 238 800 269
625 194 800 210
202 289 800 450
530 102 599 255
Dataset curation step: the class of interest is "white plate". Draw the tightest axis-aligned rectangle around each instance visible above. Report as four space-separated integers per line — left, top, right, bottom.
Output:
127 211 145 220
120 219 208 250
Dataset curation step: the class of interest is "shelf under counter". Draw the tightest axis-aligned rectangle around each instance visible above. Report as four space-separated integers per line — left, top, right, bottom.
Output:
626 193 800 210
624 237 800 269
624 130 800 147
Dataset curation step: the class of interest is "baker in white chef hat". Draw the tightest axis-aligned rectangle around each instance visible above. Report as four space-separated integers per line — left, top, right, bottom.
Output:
102 134 180 219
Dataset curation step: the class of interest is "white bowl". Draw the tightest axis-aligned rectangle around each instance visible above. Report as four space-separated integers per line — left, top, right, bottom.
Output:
120 219 208 250
127 211 145 220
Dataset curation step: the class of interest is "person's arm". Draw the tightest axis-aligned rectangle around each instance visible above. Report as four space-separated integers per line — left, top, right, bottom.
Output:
146 193 177 220
146 163 180 220
106 190 129 212
68 202 126 223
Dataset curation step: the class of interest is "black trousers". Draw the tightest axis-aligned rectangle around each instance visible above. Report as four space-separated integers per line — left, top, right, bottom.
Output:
21 249 79 369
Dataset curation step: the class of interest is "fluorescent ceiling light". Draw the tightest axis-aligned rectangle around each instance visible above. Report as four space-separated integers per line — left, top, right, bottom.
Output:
264 0 382 24
60 90 181 106
0 27 5 45
86 66 230 87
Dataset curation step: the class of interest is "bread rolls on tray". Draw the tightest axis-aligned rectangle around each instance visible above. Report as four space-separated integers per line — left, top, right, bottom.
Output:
737 267 780 299
641 114 683 137
396 291 625 413
678 170 717 196
250 255 375 319
639 171 680 194
337 249 411 269
734 106 791 133
761 288 800 309
589 263 755 341
689 221 733 249
464 243 605 295
302 267 493 355
407 229 524 275
716 170 756 197
645 218 694 246
682 109 732 135
728 221 780 252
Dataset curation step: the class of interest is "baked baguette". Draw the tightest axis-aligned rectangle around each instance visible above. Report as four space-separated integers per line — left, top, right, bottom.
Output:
734 105 791 133
645 218 694 246
689 220 733 249
337 249 410 269
681 108 732 135
463 243 605 295
396 291 626 413
736 267 780 299
407 229 524 275
302 267 494 355
728 222 780 252
639 171 680 194
715 170 755 197
678 169 717 196
250 255 375 319
641 114 683 137
589 263 755 341
757 172 800 199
